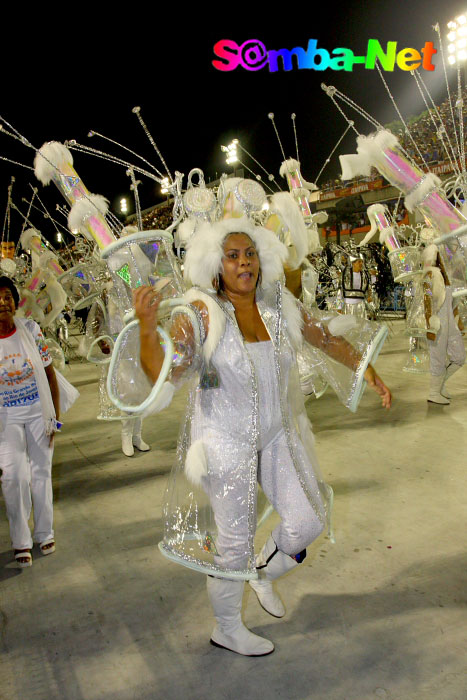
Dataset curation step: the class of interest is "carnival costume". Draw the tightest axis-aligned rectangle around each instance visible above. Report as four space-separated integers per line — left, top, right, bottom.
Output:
116 211 389 656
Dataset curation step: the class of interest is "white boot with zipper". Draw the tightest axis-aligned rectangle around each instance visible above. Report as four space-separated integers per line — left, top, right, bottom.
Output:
249 535 299 618
207 577 274 656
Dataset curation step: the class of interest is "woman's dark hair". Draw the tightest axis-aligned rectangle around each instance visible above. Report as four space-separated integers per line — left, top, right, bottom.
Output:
0 276 19 307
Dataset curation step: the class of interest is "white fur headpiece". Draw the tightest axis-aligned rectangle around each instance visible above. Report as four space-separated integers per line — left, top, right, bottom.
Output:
34 142 73 186
183 216 288 289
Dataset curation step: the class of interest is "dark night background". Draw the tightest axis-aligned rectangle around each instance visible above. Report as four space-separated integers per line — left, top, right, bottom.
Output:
1 2 465 241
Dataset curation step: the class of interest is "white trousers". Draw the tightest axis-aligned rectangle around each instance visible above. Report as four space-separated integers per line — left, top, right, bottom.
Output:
0 414 54 550
429 288 466 376
121 417 144 438
206 428 324 571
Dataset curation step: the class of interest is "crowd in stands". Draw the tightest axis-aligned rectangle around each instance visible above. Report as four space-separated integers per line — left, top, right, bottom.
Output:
131 203 174 231
392 88 467 168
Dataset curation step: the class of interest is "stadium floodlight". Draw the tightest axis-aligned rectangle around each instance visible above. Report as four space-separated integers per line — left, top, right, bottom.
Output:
56 232 62 243
120 197 128 214
160 177 170 195
446 13 467 63
221 139 239 165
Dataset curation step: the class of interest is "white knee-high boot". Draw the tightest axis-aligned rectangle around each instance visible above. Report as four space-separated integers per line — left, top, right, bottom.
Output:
428 374 450 404
132 418 150 452
440 363 462 399
121 419 135 457
249 535 299 618
207 577 274 656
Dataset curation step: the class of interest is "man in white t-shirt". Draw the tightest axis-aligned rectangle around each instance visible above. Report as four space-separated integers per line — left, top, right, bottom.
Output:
0 277 60 567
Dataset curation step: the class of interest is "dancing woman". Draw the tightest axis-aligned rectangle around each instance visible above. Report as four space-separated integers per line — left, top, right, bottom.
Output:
134 218 391 656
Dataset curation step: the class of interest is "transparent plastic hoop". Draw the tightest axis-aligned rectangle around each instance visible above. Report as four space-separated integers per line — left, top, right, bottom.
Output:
86 335 114 365
106 320 173 414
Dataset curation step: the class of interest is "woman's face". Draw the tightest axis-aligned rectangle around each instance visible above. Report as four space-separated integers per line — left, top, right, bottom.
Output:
0 287 16 322
220 233 260 295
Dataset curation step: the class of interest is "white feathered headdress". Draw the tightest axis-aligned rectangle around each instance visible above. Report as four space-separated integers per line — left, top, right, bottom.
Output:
183 216 288 290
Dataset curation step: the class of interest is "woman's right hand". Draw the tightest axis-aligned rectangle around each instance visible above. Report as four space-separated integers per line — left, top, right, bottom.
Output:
133 286 161 329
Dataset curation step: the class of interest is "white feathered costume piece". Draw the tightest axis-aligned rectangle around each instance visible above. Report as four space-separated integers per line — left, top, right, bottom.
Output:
34 142 73 186
68 194 109 239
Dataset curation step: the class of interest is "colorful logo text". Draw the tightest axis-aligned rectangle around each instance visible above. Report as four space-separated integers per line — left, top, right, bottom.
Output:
212 39 437 73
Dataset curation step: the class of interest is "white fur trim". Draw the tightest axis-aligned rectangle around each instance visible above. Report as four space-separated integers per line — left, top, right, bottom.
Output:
143 381 175 415
328 315 359 335
422 244 438 268
37 250 58 270
405 173 441 213
282 287 303 350
340 130 399 180
280 158 301 178
19 228 40 251
312 211 328 225
183 288 226 363
357 130 399 155
339 153 371 180
270 192 308 266
176 219 197 246
183 217 288 290
34 142 73 186
185 439 208 486
68 194 109 238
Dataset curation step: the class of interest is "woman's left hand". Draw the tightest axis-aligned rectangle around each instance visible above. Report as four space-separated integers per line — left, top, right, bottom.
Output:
364 365 392 409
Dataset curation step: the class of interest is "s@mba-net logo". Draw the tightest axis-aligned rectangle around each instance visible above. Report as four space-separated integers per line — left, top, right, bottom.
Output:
212 38 437 73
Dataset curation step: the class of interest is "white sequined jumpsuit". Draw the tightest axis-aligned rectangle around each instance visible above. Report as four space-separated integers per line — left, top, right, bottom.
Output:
195 321 324 573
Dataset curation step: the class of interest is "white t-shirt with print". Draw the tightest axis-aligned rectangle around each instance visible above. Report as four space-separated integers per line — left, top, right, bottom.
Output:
0 320 52 421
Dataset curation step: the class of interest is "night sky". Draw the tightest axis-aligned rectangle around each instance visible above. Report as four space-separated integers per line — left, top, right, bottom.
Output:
1 2 466 242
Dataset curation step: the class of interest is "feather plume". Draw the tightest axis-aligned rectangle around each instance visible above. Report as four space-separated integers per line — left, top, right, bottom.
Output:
270 192 308 267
